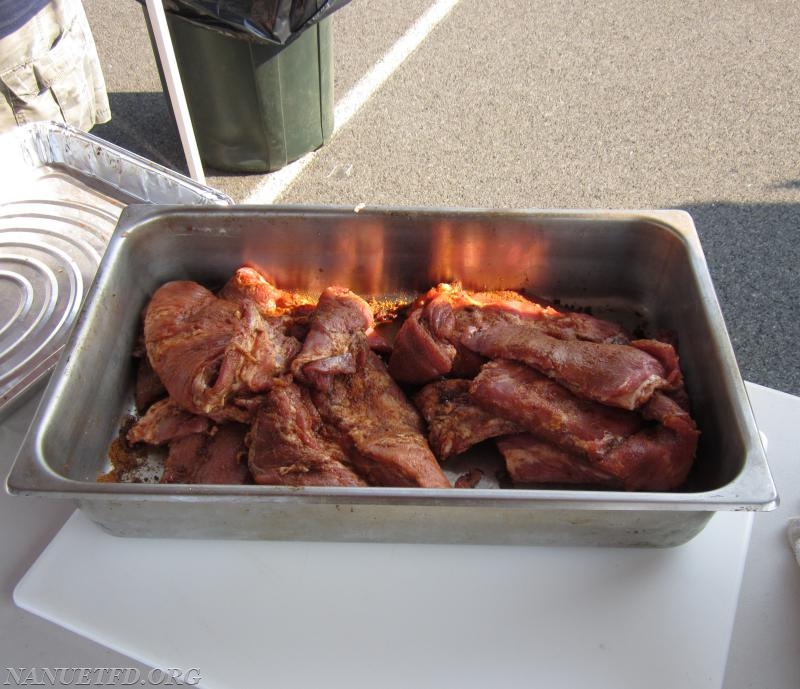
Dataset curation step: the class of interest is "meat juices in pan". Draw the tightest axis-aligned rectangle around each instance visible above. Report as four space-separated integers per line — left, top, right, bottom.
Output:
118 271 699 492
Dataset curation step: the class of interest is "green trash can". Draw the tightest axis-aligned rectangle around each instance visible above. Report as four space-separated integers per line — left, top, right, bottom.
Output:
164 11 334 173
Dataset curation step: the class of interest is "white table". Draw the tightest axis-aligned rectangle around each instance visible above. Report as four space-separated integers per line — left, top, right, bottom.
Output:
1 382 798 688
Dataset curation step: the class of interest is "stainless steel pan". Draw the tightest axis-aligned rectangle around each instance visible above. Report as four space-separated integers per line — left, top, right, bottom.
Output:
6 206 778 546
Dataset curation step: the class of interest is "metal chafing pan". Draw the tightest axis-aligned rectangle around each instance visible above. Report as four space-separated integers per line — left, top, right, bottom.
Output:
5 206 778 546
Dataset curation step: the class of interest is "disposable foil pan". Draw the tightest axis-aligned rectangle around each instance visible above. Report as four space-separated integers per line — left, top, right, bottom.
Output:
5 206 778 546
0 122 231 419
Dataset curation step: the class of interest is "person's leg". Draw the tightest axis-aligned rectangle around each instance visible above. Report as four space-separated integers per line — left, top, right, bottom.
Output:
0 0 110 132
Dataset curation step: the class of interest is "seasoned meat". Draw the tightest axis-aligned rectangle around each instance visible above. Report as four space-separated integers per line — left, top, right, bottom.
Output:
593 392 699 491
219 265 316 341
461 322 673 410
496 434 622 487
127 398 210 446
454 468 484 488
470 360 643 460
435 284 629 343
248 383 366 487
134 356 166 413
117 271 698 494
389 283 629 384
414 379 522 460
404 286 671 410
629 338 685 390
389 308 458 384
474 362 698 491
161 423 251 485
218 265 312 315
313 352 451 488
219 266 288 314
291 286 373 390
143 280 301 420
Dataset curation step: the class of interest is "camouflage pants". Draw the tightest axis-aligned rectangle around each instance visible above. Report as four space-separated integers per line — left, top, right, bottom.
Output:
0 0 111 133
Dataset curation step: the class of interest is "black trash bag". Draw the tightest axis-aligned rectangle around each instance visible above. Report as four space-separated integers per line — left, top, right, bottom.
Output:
160 0 351 45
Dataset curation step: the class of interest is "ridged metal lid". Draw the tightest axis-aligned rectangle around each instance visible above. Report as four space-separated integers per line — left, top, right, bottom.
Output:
0 199 117 409
0 122 232 418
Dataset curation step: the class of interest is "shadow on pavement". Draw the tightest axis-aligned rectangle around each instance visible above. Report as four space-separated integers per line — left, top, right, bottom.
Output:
92 91 187 175
677 201 799 396
92 91 261 188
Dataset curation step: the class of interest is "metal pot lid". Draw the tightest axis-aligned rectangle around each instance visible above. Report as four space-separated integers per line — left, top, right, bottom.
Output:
0 199 116 409
0 122 232 420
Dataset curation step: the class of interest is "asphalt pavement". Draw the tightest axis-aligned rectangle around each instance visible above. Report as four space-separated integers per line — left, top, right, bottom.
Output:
83 0 799 396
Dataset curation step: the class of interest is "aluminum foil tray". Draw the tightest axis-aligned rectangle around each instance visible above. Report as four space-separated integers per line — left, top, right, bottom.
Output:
0 122 232 418
6 206 778 547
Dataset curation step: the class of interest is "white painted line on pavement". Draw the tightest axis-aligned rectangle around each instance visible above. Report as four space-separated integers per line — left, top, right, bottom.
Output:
244 0 462 204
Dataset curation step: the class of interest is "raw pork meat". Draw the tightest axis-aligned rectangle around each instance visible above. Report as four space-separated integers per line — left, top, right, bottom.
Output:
248 383 366 487
143 280 301 420
470 360 644 460
127 398 209 446
414 379 522 460
161 423 251 485
496 434 622 487
389 283 629 384
312 352 451 488
291 286 373 390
